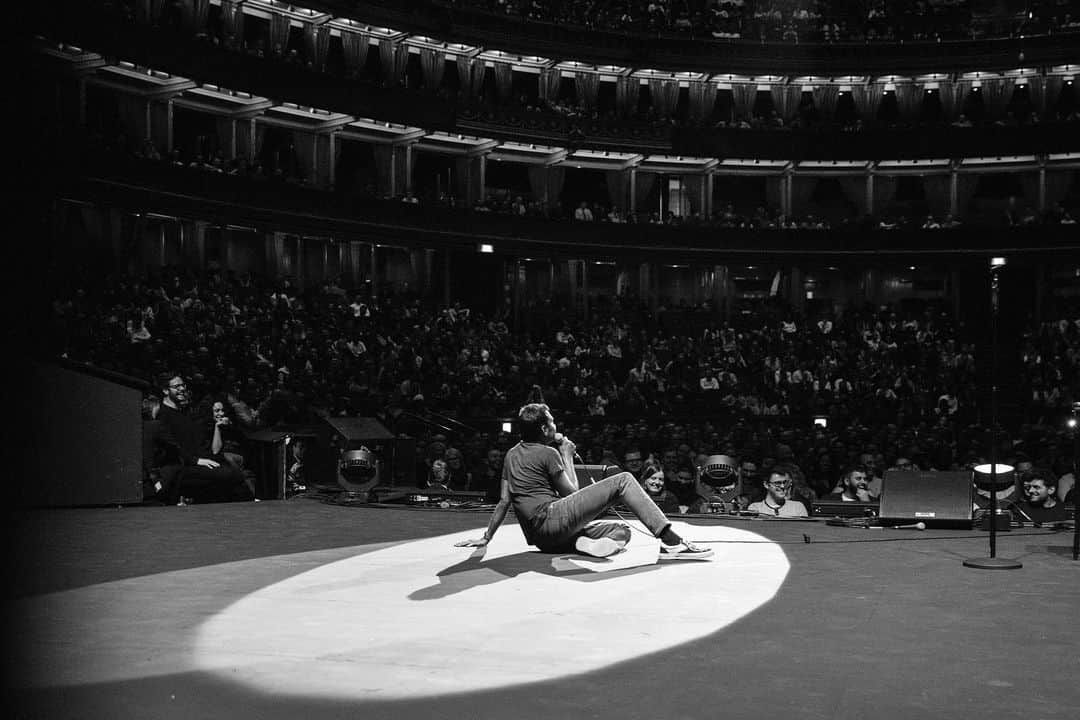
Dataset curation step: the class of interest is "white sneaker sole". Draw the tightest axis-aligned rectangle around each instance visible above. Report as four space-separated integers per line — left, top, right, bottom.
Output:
574 536 624 558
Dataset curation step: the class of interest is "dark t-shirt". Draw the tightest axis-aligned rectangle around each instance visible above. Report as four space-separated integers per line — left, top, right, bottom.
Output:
1015 500 1069 524
504 441 565 538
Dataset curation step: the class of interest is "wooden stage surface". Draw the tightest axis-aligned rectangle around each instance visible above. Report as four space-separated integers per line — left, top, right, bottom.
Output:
6 499 1079 720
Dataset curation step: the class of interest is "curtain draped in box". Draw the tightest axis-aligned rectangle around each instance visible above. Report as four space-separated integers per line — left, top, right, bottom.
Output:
770 84 801 123
615 76 639 117
689 82 718 123
851 84 884 123
269 12 291 56
732 83 757 120
811 85 840 120
304 24 331 70
420 49 445 90
575 72 600 110
341 32 365 75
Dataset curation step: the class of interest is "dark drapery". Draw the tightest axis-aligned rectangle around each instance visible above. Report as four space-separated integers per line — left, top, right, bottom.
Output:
304 24 330 71
689 81 718 123
1045 169 1075 208
955 173 981 217
605 170 627 212
221 0 244 44
539 68 562 102
851 83 884 122
837 176 868 215
495 62 514 100
269 12 291 56
732 83 757 121
648 79 679 118
616 76 639 117
923 173 953 218
983 78 1015 120
634 172 657 215
184 0 210 32
895 83 924 122
811 85 840 120
770 84 801 123
872 175 899 215
342 32 364 75
135 0 166 25
420 49 445 90
575 72 600 110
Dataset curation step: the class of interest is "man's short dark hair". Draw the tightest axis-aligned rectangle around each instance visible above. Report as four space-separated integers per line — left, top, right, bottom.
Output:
1021 469 1056 490
517 403 552 442
157 371 181 393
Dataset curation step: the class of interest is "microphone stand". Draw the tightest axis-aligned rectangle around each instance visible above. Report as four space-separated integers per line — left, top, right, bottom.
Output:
964 262 1022 570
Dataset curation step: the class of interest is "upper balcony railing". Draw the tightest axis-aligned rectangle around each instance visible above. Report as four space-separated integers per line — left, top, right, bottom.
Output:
307 0 1080 75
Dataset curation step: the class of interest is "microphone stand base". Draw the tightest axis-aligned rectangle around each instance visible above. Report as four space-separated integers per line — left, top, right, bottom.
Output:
962 556 1023 570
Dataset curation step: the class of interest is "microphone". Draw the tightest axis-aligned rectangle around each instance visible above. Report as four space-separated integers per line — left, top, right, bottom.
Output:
894 522 926 530
553 433 584 463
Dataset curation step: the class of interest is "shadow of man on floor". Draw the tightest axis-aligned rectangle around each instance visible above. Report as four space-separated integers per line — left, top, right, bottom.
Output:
409 546 663 601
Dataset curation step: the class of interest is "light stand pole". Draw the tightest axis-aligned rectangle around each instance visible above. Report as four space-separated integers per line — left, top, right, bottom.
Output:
964 258 1022 570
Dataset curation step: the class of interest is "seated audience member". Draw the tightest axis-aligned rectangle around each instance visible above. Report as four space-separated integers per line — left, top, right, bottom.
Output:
1014 469 1069 524
443 447 473 490
828 466 877 502
425 459 452 491
621 447 646 478
208 397 258 499
142 394 177 502
665 461 701 511
640 463 681 514
748 468 809 517
472 447 505 502
153 373 255 504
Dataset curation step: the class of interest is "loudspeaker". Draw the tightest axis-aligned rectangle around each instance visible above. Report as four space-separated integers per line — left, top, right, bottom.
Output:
880 470 973 528
20 362 145 507
574 464 618 488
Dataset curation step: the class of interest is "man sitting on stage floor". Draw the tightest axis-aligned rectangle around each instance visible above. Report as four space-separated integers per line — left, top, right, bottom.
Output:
748 468 809 518
455 403 712 560
1013 469 1069 524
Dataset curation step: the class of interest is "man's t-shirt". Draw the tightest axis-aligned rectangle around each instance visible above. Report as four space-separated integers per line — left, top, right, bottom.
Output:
503 442 565 539
748 499 808 517
1015 500 1069 524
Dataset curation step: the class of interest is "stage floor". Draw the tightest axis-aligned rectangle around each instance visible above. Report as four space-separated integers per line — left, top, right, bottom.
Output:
6 499 1079 720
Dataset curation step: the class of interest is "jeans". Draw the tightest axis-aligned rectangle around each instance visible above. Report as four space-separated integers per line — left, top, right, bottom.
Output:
530 471 672 552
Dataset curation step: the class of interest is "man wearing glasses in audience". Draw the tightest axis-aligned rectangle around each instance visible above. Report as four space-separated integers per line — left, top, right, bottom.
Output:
621 447 645 478
747 468 809 517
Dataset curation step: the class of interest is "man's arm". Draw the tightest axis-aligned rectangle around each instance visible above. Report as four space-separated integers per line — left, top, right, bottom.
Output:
551 440 579 497
456 473 511 547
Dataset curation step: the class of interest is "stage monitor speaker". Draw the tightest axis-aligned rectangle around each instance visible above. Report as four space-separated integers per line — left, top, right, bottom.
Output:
323 417 410 486
20 362 144 507
574 465 619 488
879 470 973 528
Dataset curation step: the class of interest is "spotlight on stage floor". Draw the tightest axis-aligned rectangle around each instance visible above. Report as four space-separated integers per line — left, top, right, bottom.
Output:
964 463 1022 570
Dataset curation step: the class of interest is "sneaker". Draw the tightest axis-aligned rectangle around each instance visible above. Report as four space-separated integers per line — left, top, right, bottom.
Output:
659 541 713 560
573 535 624 558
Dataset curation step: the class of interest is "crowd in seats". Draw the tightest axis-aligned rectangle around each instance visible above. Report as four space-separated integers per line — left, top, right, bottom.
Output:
46 261 1080 506
446 0 1080 42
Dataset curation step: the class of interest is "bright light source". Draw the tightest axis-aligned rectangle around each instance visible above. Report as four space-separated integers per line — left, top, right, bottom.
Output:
479 244 494 254
1068 418 1078 429
501 421 513 434
813 416 828 428
990 256 1007 268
